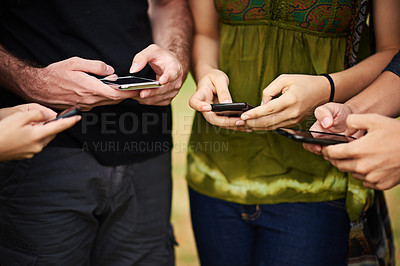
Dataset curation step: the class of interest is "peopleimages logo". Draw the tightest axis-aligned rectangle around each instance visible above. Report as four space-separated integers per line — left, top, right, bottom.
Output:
80 112 173 135
78 110 318 136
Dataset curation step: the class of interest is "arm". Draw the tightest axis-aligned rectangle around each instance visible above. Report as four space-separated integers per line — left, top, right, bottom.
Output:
346 52 400 117
128 0 193 106
187 0 247 130
241 0 400 130
0 47 141 111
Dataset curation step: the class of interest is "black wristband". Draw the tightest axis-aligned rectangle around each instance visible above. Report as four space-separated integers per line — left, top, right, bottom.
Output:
321 74 335 102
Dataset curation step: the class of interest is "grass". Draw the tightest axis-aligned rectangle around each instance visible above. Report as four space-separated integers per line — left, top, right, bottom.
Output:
171 75 400 265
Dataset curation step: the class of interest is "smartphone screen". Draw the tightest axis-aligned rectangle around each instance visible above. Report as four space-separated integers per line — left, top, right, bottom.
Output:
100 76 160 90
276 128 356 145
211 103 254 117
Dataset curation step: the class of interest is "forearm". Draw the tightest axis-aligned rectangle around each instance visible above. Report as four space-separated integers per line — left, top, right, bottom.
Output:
0 45 40 101
329 0 400 102
346 70 400 117
148 0 193 76
330 49 399 102
191 34 220 83
189 0 220 84
345 51 400 117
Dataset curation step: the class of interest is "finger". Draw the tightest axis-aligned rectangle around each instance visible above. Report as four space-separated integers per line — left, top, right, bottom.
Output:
241 98 286 120
321 143 356 160
189 91 212 112
14 110 46 124
362 181 377 190
220 125 249 132
41 115 81 136
303 142 322 155
212 74 232 104
158 61 181 85
137 90 179 106
314 105 335 129
139 82 177 99
326 158 367 174
261 75 289 104
244 109 299 130
202 112 242 128
65 57 114 76
350 173 366 181
346 114 381 132
25 104 57 120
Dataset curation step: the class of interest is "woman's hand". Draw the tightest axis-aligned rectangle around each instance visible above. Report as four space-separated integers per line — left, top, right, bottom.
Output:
240 74 331 130
189 68 248 131
303 103 364 154
0 107 80 161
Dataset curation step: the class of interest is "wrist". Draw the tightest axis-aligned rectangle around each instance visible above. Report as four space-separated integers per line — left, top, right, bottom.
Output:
320 74 335 102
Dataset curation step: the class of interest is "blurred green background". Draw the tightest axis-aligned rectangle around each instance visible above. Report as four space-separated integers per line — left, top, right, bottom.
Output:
171 75 400 266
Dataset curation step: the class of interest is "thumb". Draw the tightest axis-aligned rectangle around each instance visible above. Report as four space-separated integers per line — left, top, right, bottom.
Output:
261 76 288 105
346 114 381 132
314 105 335 129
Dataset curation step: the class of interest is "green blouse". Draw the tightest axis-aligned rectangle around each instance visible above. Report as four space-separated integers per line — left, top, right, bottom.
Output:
187 0 373 220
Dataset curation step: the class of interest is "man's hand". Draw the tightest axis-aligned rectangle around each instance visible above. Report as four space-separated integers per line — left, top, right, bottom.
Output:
0 107 81 161
322 114 400 190
129 44 185 106
0 48 142 111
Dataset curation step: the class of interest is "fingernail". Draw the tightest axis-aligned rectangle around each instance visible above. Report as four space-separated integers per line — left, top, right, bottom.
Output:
141 91 150 98
246 128 253 132
241 115 250 120
321 117 332 128
201 105 211 111
159 75 168 84
106 65 114 74
130 63 139 73
261 100 265 105
221 100 232 103
235 120 245 126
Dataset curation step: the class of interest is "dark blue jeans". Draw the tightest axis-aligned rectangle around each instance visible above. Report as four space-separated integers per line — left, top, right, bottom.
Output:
189 187 350 266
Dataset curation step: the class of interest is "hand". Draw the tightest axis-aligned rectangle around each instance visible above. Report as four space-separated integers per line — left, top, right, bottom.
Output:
303 103 359 154
18 57 141 111
321 114 400 190
189 68 248 131
129 44 186 106
240 74 330 130
0 103 57 120
0 109 81 161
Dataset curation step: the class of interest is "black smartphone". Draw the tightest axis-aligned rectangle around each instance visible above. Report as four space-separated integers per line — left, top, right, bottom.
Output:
276 127 356 145
211 103 254 117
100 75 161 90
45 106 82 124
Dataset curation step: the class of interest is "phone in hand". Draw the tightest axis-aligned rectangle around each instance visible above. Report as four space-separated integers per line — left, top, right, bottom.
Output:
45 106 82 124
276 127 356 145
100 75 161 90
211 103 254 117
